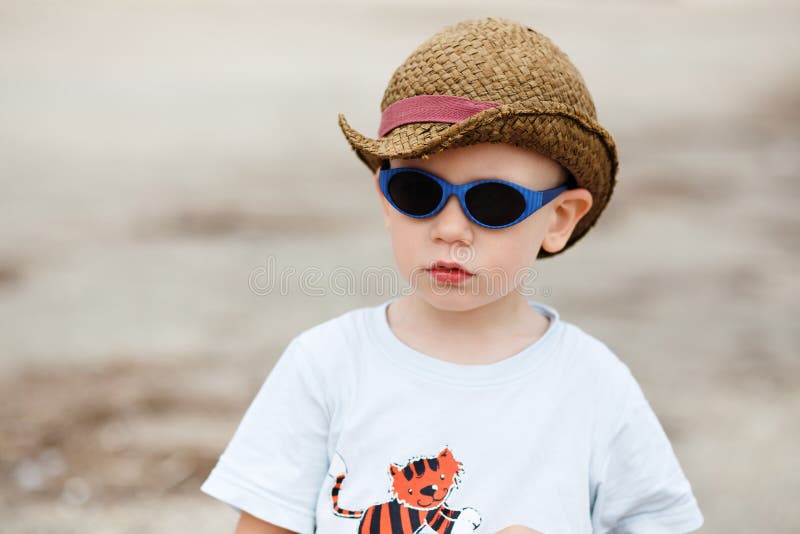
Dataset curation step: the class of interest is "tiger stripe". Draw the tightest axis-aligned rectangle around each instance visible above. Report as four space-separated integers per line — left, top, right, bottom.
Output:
360 506 374 534
430 512 445 531
408 506 421 531
399 502 414 532
369 503 381 533
380 502 393 532
426 508 438 525
350 503 467 534
331 473 364 518
388 501 404 532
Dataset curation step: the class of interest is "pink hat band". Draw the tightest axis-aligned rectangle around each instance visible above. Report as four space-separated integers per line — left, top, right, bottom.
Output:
378 94 502 138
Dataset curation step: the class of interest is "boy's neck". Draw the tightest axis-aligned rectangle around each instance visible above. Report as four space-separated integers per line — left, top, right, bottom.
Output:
385 292 550 366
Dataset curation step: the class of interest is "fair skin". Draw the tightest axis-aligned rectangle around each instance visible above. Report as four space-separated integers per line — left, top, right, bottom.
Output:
232 142 590 534
380 142 592 366
234 513 293 534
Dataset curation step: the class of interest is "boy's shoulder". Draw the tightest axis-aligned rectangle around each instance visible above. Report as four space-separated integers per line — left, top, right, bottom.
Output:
560 319 628 368
553 316 638 395
278 302 377 372
291 302 373 349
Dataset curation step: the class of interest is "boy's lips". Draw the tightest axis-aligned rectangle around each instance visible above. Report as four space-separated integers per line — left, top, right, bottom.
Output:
426 260 475 284
426 260 473 275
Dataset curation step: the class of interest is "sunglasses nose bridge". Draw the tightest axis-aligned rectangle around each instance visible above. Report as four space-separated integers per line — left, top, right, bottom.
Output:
433 189 473 227
438 181 468 214
441 189 458 207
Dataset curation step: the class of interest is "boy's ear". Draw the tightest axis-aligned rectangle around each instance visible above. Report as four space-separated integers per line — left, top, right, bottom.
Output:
374 167 391 229
541 188 594 254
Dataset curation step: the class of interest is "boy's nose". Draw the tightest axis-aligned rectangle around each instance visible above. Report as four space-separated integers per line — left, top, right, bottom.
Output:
429 195 474 244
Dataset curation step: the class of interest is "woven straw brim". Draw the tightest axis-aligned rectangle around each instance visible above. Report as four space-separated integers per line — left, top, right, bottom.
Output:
339 102 619 258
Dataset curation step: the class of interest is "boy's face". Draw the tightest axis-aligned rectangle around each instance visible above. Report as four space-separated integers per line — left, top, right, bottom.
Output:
374 142 593 311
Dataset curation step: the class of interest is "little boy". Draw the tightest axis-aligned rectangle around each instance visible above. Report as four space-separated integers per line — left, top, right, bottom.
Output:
202 18 704 534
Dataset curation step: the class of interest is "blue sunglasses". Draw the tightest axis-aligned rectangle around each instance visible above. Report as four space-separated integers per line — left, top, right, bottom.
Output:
378 166 570 229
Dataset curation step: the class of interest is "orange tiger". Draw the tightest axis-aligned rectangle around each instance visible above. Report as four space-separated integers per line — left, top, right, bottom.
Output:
330 447 482 534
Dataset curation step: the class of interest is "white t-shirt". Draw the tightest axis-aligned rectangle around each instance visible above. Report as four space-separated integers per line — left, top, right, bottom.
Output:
202 297 704 534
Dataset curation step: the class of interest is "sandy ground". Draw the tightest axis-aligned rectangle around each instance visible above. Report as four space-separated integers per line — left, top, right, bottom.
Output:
0 1 798 532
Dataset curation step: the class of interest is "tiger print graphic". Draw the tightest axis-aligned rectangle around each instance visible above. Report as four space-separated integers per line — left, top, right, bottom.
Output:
330 447 482 534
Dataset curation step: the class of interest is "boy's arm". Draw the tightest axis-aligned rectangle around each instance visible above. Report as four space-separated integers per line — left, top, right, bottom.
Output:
591 366 704 533
235 512 297 534
201 337 331 533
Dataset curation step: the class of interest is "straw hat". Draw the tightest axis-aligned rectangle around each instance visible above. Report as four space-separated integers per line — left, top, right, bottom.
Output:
338 17 619 258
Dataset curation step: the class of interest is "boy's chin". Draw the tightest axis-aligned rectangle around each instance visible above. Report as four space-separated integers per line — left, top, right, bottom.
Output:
411 289 511 313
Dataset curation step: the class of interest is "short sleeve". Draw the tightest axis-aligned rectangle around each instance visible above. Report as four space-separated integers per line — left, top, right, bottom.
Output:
591 368 704 534
201 337 330 534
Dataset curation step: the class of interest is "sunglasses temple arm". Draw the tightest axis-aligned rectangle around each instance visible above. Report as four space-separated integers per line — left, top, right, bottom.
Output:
540 185 569 205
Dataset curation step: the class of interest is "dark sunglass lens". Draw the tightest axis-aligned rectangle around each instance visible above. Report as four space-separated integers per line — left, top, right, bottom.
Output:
388 171 443 216
466 182 526 226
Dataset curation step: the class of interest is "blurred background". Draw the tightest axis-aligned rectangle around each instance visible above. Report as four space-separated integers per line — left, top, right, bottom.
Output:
1 0 798 532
